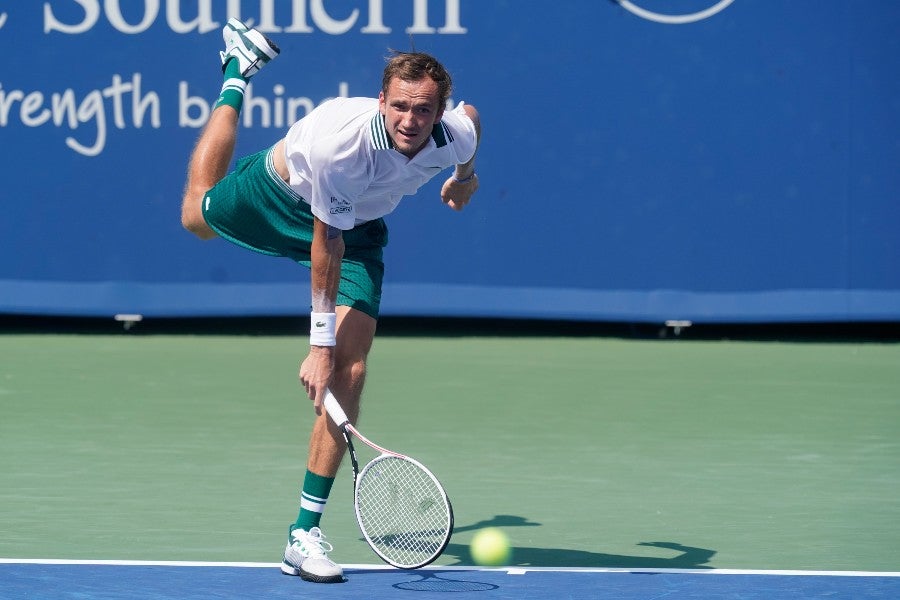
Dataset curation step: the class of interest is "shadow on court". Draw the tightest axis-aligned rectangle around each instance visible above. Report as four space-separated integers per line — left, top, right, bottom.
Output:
445 515 716 569
392 570 500 593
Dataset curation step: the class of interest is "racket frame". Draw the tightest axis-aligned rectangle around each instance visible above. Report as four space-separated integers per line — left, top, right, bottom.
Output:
322 390 454 569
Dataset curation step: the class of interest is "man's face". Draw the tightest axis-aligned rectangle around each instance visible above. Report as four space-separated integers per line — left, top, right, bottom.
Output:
379 77 444 158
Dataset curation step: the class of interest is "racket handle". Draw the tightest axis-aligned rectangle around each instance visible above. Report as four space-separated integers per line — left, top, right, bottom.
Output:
323 389 350 427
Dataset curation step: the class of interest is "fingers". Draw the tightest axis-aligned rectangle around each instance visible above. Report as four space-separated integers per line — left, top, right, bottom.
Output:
441 175 479 211
444 198 468 211
298 353 329 412
312 386 325 412
299 376 326 416
300 375 324 405
299 375 315 403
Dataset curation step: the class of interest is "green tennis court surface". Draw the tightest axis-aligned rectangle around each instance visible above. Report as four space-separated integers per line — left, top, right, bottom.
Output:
1 324 898 576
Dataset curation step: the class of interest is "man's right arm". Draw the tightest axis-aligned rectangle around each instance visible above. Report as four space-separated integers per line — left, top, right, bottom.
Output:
299 216 344 409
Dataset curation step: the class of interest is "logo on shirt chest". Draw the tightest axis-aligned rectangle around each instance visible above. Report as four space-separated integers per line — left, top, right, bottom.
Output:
330 196 352 214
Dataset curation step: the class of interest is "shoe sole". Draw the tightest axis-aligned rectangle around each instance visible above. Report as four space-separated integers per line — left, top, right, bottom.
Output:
281 561 343 583
222 19 280 76
239 28 280 60
300 570 344 584
225 21 279 59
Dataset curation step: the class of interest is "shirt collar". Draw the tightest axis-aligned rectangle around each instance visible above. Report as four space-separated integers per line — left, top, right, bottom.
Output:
369 113 452 152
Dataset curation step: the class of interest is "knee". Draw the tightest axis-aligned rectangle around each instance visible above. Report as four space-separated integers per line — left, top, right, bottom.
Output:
339 356 368 389
334 355 368 400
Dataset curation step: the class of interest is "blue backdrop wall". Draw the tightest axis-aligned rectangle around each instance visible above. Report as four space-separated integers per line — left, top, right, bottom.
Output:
1 1 898 323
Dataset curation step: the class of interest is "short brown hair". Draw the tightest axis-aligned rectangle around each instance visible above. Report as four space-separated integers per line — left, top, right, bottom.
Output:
382 51 453 107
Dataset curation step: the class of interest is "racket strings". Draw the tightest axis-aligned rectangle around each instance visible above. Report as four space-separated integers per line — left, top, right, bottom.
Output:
356 456 451 568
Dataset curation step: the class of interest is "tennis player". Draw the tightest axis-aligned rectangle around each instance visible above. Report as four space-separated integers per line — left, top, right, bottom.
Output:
180 19 481 583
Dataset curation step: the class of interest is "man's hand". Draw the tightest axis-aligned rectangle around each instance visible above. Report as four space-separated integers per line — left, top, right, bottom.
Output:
441 173 479 211
299 345 335 411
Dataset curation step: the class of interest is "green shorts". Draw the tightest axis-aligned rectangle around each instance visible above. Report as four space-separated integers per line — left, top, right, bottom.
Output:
202 147 388 318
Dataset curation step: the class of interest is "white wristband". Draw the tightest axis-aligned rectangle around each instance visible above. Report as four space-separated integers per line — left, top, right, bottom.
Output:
310 312 337 346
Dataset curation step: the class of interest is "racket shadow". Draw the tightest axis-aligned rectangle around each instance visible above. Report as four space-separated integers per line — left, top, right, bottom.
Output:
392 570 499 593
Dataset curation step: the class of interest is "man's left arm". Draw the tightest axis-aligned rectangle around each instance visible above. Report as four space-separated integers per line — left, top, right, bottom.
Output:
441 103 481 211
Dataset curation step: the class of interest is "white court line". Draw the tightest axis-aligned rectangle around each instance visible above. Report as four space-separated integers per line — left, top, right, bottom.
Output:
1 559 899 577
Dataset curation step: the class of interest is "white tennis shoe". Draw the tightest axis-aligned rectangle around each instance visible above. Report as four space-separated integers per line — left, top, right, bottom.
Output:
281 526 344 583
220 18 280 78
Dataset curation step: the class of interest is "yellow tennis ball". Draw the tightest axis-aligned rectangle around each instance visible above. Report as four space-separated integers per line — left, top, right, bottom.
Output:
470 528 511 566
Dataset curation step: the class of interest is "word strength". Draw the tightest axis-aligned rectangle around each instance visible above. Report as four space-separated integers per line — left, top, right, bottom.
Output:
0 75 350 157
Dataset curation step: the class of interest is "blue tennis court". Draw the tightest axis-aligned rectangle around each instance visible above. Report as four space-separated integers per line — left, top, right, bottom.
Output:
3 560 899 599
4 560 900 599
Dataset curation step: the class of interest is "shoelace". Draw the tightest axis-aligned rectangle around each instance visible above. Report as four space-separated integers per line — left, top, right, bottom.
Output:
293 526 334 559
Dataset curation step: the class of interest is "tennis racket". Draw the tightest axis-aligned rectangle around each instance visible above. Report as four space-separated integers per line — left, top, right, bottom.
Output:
323 389 453 569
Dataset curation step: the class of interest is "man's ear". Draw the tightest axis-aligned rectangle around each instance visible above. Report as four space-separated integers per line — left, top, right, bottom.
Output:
378 91 386 115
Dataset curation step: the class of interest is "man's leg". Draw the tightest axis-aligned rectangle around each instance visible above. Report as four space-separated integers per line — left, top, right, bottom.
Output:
295 306 377 531
306 305 377 477
181 18 279 239
283 306 377 583
181 106 239 239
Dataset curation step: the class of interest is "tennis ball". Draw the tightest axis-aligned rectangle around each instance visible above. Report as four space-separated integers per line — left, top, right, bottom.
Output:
470 527 511 566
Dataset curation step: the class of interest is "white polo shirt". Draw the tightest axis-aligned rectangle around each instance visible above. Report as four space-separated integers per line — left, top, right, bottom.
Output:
282 97 478 230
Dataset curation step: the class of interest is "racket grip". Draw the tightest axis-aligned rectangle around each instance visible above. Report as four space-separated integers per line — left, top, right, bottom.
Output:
323 389 350 426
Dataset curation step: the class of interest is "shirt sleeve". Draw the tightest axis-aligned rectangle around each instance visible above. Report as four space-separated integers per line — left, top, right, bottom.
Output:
444 101 478 165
